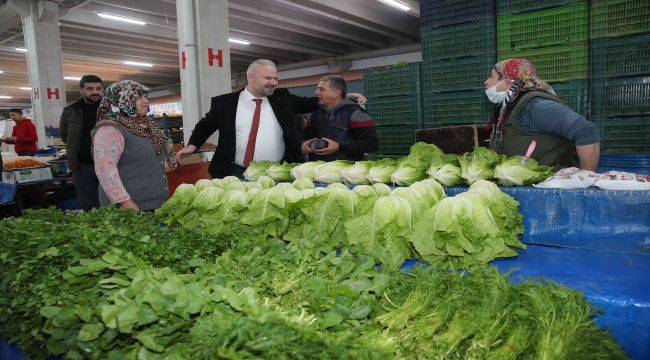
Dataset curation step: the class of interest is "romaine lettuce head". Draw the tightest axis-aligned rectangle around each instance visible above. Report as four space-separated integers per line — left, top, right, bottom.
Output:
266 162 296 182
372 183 392 197
391 163 427 186
194 178 214 191
406 142 444 164
243 161 275 181
493 156 554 186
313 160 353 184
256 175 276 189
459 147 504 184
292 177 315 190
352 185 378 215
342 161 373 185
291 161 325 181
190 186 225 211
367 158 397 184
427 154 463 187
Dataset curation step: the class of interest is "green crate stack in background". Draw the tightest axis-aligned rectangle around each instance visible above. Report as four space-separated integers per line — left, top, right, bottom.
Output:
363 62 422 155
589 0 650 154
420 1 496 128
497 0 590 117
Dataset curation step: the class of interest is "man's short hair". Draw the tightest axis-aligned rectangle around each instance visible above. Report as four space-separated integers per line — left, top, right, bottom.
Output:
9 108 22 115
247 59 276 75
320 75 347 98
80 75 103 88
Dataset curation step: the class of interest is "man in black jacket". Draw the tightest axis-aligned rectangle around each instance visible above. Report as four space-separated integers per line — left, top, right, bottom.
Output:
175 59 366 178
301 75 378 161
59 75 103 210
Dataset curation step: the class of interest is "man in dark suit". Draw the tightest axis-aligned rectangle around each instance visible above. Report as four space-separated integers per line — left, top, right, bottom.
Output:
175 59 365 178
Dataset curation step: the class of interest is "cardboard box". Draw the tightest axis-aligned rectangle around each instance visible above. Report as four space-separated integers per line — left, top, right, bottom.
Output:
416 125 491 155
180 153 202 166
2 166 53 184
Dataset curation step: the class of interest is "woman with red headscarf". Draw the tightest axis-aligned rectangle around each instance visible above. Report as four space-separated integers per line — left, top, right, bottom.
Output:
484 58 600 171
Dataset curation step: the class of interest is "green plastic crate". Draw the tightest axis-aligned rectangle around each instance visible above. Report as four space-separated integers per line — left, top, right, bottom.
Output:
593 117 650 154
498 42 588 83
374 125 420 155
497 1 588 51
497 0 580 14
366 153 404 161
422 91 492 126
420 55 496 93
363 63 420 97
591 77 650 117
590 34 650 79
591 0 650 38
365 95 422 126
551 80 588 116
421 19 496 61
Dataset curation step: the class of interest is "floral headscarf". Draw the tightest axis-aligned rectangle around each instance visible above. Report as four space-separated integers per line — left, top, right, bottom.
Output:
487 58 555 149
92 80 176 167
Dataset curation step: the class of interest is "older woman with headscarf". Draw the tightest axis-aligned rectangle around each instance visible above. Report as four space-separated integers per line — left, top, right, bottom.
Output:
484 58 600 171
92 80 177 211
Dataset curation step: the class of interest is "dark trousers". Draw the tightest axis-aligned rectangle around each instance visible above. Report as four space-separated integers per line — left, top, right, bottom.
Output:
230 164 246 180
72 162 100 211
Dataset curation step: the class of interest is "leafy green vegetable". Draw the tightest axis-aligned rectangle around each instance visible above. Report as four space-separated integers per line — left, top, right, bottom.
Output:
293 177 316 190
427 154 463 187
493 155 554 186
0 176 626 359
459 147 504 184
342 161 373 185
256 175 276 189
313 160 354 184
266 162 296 182
367 158 397 184
290 161 325 182
244 161 276 181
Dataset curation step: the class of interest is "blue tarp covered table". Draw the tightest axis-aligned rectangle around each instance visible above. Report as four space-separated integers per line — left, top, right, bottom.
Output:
445 186 650 254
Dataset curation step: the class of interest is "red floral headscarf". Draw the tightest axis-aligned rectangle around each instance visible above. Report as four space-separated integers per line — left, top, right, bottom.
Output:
488 58 556 149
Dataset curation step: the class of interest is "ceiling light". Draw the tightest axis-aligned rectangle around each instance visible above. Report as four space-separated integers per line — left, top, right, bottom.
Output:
15 47 27 52
229 38 250 45
20 87 31 90
64 76 82 81
123 61 154 67
0 70 4 74
0 95 13 99
377 0 410 11
97 12 146 25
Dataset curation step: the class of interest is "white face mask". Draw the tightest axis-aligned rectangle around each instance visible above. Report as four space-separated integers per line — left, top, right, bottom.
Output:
485 79 508 104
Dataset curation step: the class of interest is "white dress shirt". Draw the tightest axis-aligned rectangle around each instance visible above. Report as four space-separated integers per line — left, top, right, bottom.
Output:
234 87 285 166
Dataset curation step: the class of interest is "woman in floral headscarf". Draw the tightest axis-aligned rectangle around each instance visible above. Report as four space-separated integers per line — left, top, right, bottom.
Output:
92 80 177 211
484 58 600 171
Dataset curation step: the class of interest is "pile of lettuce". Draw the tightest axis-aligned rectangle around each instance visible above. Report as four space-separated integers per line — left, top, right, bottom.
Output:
0 201 627 359
158 176 525 270
245 143 553 187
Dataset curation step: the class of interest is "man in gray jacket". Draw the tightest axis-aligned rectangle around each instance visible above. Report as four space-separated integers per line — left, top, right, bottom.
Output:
60 75 103 210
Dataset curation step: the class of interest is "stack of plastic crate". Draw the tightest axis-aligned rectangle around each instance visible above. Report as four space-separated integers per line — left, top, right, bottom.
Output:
419 0 497 127
589 0 650 154
497 0 590 116
363 62 421 155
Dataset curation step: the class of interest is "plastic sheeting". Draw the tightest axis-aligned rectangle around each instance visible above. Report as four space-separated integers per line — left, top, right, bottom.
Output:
0 183 17 205
492 244 650 360
598 154 650 175
445 186 650 254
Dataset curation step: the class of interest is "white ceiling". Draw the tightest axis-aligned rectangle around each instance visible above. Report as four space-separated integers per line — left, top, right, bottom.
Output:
0 0 421 107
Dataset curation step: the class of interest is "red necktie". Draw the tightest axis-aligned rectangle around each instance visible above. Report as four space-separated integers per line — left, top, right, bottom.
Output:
243 98 263 167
